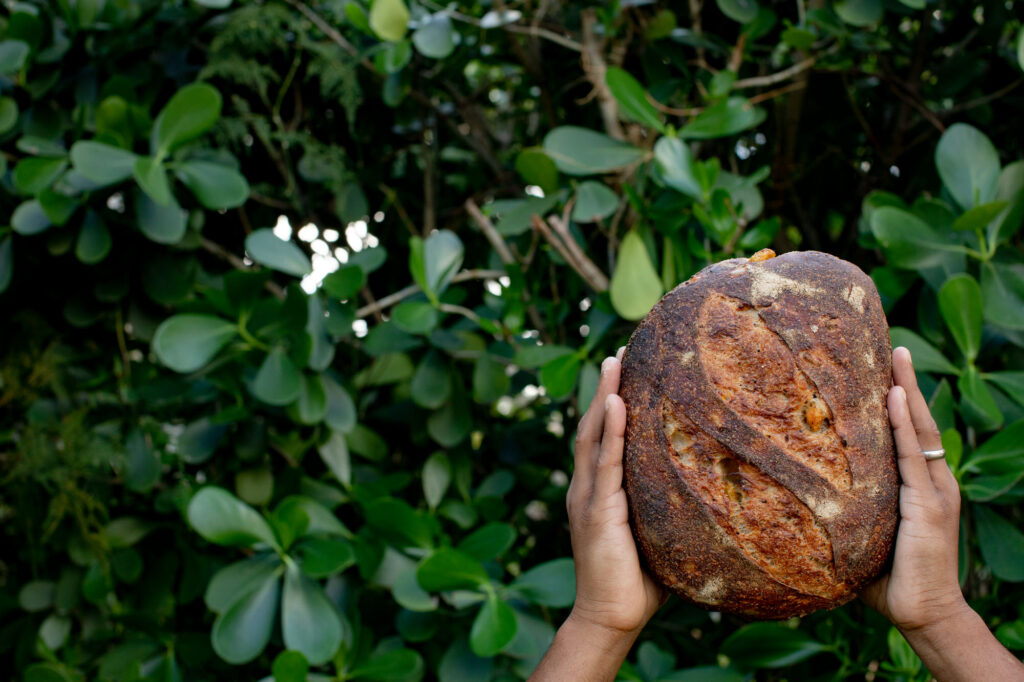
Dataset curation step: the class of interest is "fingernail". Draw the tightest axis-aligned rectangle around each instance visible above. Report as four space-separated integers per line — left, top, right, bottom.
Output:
617 346 626 359
601 357 613 374
605 395 614 411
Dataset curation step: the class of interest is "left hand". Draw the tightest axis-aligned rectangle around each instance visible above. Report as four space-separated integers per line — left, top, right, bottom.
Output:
566 348 665 635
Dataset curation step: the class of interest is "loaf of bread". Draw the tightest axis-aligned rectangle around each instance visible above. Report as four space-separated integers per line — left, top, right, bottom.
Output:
619 249 898 619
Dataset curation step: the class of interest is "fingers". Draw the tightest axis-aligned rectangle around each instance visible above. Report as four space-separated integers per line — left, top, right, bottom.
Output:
892 347 958 494
593 394 627 500
888 385 933 491
572 356 623 497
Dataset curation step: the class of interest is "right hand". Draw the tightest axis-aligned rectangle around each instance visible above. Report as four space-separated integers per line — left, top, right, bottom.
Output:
860 347 967 632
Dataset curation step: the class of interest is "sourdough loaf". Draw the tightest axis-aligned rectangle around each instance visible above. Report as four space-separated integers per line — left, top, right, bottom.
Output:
619 249 897 619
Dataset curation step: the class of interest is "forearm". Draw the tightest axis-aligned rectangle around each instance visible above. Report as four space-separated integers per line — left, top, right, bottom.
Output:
902 605 1024 681
530 612 640 682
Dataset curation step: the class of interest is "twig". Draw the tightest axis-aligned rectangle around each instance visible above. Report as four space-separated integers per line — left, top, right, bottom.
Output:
360 287 384 323
284 0 376 71
948 80 1023 114
464 199 515 264
503 23 582 52
354 269 506 318
580 9 624 140
378 183 420 237
747 80 808 106
115 306 131 383
200 237 286 300
732 57 817 89
531 214 609 292
548 204 610 291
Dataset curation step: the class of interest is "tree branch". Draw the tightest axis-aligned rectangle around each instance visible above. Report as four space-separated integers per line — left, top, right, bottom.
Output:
354 269 506 319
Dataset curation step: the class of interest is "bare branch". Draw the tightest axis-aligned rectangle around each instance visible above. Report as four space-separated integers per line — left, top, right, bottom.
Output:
465 199 515 265
354 269 506 319
732 57 817 89
580 9 624 140
200 237 286 300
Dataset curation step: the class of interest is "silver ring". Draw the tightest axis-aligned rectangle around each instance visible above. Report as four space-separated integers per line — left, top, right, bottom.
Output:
921 448 946 461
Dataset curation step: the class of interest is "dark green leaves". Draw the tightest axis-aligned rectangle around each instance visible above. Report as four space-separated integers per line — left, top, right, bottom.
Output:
281 563 343 664
654 137 701 199
187 487 279 549
211 570 280 664
246 229 312 277
679 98 766 139
542 127 646 176
716 0 758 23
935 123 999 209
176 160 250 209
252 349 302 406
508 558 575 607
889 328 958 374
605 68 665 132
70 141 138 185
974 506 1024 581
981 262 1024 330
417 549 489 591
409 229 463 306
153 314 237 373
871 207 965 269
136 190 188 244
937 274 982 362
720 623 830 668
0 236 13 295
470 593 517 656
154 83 223 157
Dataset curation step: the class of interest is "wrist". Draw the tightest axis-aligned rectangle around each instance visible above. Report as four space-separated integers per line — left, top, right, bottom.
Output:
899 599 978 647
563 608 643 655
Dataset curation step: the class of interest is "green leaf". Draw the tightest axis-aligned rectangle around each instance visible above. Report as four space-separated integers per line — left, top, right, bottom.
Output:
273 651 310 682
369 0 410 41
22 663 74 682
294 536 355 578
417 549 489 591
509 558 575 607
610 230 664 321
282 563 344 664
12 199 52 235
539 353 582 400
155 83 222 156
365 498 433 549
937 274 982 362
133 156 174 206
470 593 517 657
680 98 766 139
236 466 274 506
472 353 509 403
716 0 758 23
246 229 312 277
456 522 516 561
515 149 559 194
951 201 1008 232
153 314 237 373
439 637 493 682
889 327 959 375
422 451 451 510
543 126 646 176
0 40 29 73
19 580 55 611
1019 26 1024 73
187 486 280 549
70 141 138 186
958 367 1003 432
411 229 463 304
39 189 78 226
322 265 366 300
204 556 282 613
293 373 327 424
572 181 619 222
963 418 1024 473
14 157 67 196
871 206 966 269
75 213 111 265
935 123 1000 210
324 376 357 433
136 189 188 244
492 195 560 236
654 137 701 199
349 648 424 681
605 67 665 131
834 0 882 26
721 622 829 668
0 236 10 295
177 417 227 464
412 13 455 59
211 570 280 664
319 430 351 487
991 160 1024 245
974 506 1024 581
662 666 746 682
980 262 1024 330
253 348 302 406
412 352 451 408
987 373 1024 408
176 160 249 209
392 300 440 334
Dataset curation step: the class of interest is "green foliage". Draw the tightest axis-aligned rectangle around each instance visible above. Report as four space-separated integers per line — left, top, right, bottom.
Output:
1 0 1023 681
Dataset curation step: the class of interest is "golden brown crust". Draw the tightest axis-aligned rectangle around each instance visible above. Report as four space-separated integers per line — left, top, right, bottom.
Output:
620 250 898 619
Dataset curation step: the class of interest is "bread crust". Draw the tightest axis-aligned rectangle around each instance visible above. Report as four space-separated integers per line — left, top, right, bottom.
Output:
620 250 898 619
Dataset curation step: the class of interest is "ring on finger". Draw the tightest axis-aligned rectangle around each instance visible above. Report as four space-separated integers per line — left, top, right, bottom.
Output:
921 448 946 461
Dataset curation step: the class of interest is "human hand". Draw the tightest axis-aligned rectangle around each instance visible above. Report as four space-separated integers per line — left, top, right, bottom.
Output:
861 346 967 632
565 348 665 635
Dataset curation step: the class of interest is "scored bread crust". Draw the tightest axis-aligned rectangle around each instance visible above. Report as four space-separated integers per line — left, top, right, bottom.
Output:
620 250 898 619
